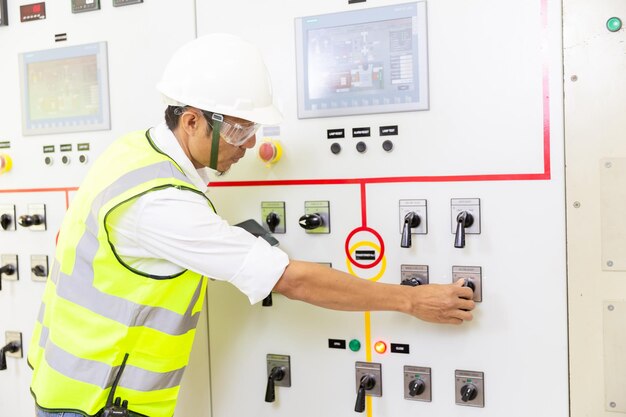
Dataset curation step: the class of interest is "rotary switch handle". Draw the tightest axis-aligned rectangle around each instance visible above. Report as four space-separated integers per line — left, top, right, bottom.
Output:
265 366 286 403
400 212 421 248
18 214 44 228
460 383 478 402
454 211 474 248
408 379 426 397
0 214 12 230
266 212 280 233
32 265 47 278
0 341 20 371
0 263 16 291
298 213 323 230
354 374 376 413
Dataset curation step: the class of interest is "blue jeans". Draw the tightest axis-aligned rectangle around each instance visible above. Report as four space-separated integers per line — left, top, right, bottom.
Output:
36 408 84 417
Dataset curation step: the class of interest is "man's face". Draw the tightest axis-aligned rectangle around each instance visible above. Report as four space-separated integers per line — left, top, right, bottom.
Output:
186 111 257 172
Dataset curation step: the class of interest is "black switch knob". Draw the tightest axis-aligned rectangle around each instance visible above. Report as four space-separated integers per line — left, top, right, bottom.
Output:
408 379 426 397
0 341 20 371
265 366 286 403
354 374 376 413
32 265 47 278
330 142 342 154
18 214 43 227
460 383 478 402
401 277 423 287
463 278 475 292
0 214 12 230
262 293 273 307
298 213 323 230
0 263 16 291
0 264 15 276
454 211 474 248
265 212 280 233
401 212 421 248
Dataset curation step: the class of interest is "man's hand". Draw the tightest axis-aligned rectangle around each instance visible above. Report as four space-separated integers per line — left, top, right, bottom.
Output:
407 279 475 324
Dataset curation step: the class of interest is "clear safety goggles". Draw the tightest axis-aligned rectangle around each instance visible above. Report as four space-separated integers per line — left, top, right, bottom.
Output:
203 111 260 146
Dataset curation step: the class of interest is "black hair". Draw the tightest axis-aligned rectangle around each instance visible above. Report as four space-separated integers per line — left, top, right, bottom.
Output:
164 106 181 130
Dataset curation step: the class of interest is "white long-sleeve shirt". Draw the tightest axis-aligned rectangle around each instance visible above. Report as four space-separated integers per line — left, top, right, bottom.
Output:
108 122 289 304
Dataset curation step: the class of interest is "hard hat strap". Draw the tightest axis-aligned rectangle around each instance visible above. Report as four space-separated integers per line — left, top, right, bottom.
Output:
209 117 221 170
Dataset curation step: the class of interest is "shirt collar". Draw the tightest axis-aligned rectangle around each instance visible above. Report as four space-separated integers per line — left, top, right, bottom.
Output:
150 122 211 192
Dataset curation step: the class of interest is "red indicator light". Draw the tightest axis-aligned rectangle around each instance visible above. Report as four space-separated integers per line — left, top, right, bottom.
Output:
33 5 41 13
374 341 387 354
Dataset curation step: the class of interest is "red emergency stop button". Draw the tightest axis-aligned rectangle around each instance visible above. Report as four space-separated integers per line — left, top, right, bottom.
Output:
258 139 282 166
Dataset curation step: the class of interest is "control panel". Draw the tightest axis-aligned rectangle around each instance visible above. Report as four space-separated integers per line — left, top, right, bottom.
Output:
0 0 581 416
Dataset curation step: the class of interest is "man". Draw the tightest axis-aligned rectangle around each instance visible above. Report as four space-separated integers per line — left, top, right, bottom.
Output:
29 33 474 417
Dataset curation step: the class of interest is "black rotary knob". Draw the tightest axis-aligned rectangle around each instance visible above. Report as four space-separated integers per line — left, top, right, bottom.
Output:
409 379 426 397
265 212 280 233
330 142 342 154
18 214 43 227
460 383 478 402
298 213 323 230
0 214 12 230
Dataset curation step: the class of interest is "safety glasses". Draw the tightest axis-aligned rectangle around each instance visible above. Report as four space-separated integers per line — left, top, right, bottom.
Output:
203 111 260 146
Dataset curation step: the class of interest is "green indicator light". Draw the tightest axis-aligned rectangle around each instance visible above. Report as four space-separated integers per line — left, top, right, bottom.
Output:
349 339 361 352
607 17 622 32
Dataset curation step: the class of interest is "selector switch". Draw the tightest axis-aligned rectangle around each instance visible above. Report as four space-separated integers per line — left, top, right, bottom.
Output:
0 254 19 290
401 264 429 286
0 331 22 371
261 201 286 234
451 198 481 248
299 201 330 234
452 266 482 302
356 141 367 153
330 142 341 154
455 370 484 408
355 362 382 413
30 255 49 282
18 204 46 231
265 354 291 403
404 366 431 402
0 205 16 231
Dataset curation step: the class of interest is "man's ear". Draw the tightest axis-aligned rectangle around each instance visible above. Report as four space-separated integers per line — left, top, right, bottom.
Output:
180 110 201 136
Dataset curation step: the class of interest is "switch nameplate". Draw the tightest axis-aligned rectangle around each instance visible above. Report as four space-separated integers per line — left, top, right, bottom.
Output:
452 266 482 302
399 199 427 234
404 365 431 402
267 354 291 387
450 198 481 234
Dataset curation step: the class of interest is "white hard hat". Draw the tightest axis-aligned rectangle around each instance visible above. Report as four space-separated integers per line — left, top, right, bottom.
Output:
156 33 283 125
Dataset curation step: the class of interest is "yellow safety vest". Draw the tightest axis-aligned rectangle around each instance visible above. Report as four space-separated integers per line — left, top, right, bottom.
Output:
28 129 214 417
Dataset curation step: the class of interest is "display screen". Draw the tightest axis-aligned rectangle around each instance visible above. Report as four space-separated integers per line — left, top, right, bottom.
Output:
295 2 429 119
19 42 110 136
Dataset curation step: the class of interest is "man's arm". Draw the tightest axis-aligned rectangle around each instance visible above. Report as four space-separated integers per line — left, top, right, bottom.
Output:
272 260 475 325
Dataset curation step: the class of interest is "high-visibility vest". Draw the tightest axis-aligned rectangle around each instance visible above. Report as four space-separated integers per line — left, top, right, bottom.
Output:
28 130 214 417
